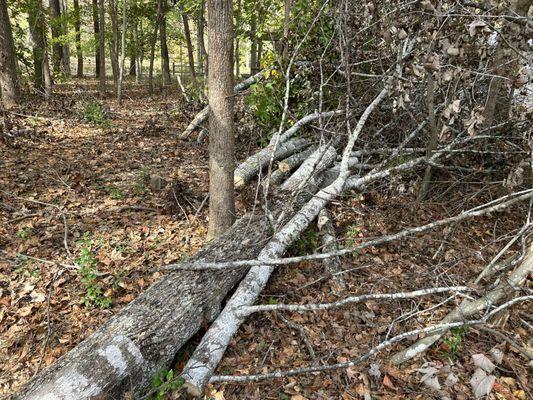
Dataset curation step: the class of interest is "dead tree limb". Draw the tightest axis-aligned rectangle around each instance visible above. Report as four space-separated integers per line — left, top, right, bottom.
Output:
180 85 389 396
234 138 310 188
317 209 346 290
390 245 533 365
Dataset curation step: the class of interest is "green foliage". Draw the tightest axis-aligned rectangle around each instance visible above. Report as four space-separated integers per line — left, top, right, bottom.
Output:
291 227 319 256
105 186 124 199
442 326 468 358
81 99 109 126
77 235 112 309
16 227 32 239
149 368 184 400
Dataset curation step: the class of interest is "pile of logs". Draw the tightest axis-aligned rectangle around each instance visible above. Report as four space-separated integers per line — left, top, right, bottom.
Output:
16 72 533 400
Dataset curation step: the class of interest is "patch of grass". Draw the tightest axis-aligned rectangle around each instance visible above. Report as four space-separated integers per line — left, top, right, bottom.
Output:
81 99 109 126
133 181 147 197
77 235 112 309
16 227 32 239
105 185 124 199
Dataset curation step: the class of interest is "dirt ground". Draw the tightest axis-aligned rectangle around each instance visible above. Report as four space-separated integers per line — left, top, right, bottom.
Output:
1 81 531 399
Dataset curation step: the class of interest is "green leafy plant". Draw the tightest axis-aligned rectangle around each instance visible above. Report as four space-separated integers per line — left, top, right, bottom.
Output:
16 227 32 239
291 228 319 255
81 99 108 126
442 326 468 358
104 185 124 199
149 368 184 400
77 235 112 308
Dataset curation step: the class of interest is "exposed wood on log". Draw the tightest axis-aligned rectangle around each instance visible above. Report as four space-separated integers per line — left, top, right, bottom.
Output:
317 209 346 290
280 145 337 192
278 147 316 173
390 245 533 365
234 138 310 188
179 69 266 138
15 214 272 400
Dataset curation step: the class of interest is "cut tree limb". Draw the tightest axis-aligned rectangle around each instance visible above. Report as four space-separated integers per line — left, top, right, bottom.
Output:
280 145 337 192
278 147 317 173
390 245 533 365
234 138 310 188
180 85 389 396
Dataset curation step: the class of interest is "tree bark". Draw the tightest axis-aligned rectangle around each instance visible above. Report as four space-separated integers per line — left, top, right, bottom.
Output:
282 0 291 59
418 72 438 201
109 0 120 88
160 0 171 85
181 11 197 84
196 0 207 76
117 0 127 103
60 0 70 75
234 138 310 188
317 209 346 290
0 0 19 108
27 0 52 97
93 0 100 77
207 0 235 239
14 214 272 400
148 0 162 94
250 13 258 74
98 0 106 95
234 0 242 78
49 0 63 75
73 0 83 77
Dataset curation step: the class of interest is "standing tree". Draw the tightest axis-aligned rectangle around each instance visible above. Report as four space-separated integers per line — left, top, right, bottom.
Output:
27 0 52 97
148 0 162 94
207 0 235 238
160 0 171 85
92 0 100 76
0 0 19 107
181 10 196 84
117 0 126 103
73 0 83 77
98 0 106 95
109 0 120 88
60 0 70 75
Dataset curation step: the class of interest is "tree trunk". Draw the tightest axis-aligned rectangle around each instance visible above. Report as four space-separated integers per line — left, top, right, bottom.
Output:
418 72 438 201
73 0 83 77
282 0 291 59
98 0 106 95
160 0 171 86
0 0 18 107
181 12 196 84
15 214 272 400
27 0 52 97
234 0 242 78
93 0 100 77
117 0 127 103
196 0 207 76
60 0 70 75
109 0 120 88
250 13 258 74
49 0 63 75
207 0 235 239
148 0 162 94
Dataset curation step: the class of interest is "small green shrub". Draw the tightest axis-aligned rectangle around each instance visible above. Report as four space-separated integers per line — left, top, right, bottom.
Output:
442 326 468 358
291 228 319 255
16 227 32 239
81 99 108 126
149 369 184 400
77 235 112 308
104 185 124 199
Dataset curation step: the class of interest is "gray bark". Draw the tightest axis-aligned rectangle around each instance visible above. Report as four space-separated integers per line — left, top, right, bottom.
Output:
234 138 311 188
317 209 346 290
0 0 19 107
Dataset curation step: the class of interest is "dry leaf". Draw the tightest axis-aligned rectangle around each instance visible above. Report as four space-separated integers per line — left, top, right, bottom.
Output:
470 368 495 398
472 353 495 373
383 375 396 391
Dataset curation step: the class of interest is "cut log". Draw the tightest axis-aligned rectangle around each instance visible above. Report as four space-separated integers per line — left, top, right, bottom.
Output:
280 145 337 192
274 110 344 145
180 69 266 138
390 245 533 365
15 214 273 400
234 138 310 188
278 147 317 173
317 209 346 291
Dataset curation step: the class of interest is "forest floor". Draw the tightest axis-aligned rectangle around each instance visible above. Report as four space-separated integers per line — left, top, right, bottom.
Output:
1 81 530 399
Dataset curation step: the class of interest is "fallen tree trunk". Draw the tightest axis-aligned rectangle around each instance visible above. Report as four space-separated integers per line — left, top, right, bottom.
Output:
180 85 390 396
179 69 267 138
234 138 310 188
15 214 273 400
317 209 346 290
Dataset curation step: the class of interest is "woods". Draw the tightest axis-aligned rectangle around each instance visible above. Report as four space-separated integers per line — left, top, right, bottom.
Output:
1 0 532 399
